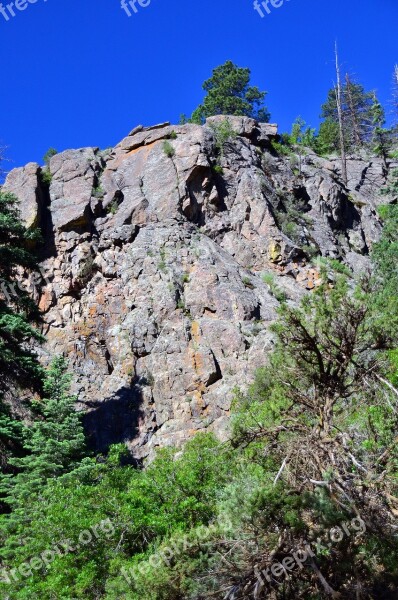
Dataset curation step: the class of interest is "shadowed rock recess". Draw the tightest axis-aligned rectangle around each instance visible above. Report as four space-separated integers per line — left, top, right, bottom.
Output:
4 116 394 460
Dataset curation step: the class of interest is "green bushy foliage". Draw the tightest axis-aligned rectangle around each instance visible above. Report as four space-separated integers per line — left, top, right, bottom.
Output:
41 148 58 185
0 357 89 508
0 433 234 599
0 191 44 469
162 141 175 158
191 61 270 124
209 118 237 159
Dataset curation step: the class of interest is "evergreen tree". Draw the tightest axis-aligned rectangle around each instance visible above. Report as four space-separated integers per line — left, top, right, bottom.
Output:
0 356 89 508
290 116 316 148
319 77 376 152
0 190 44 471
370 93 393 169
191 61 270 124
315 119 340 154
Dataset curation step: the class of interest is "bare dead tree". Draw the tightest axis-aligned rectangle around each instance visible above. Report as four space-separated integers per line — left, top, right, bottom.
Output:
335 44 348 186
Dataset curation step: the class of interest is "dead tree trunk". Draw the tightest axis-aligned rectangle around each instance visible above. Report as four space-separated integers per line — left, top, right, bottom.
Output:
335 44 348 186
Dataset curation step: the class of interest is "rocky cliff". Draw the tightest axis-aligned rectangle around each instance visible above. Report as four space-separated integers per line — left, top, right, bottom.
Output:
4 117 394 460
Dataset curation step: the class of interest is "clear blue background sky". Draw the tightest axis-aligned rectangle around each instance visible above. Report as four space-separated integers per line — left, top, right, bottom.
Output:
0 0 397 171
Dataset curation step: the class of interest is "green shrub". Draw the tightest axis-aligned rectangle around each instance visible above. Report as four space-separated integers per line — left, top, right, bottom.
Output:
43 147 58 166
40 168 52 185
41 148 58 186
301 244 319 259
212 164 224 175
163 141 175 158
107 200 119 215
262 272 287 303
271 190 313 246
92 185 104 198
210 118 237 158
271 140 294 156
283 221 298 239
242 276 254 289
177 299 185 310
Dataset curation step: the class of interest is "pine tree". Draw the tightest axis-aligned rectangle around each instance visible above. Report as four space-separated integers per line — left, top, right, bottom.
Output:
290 116 316 148
0 357 88 507
315 119 340 155
320 75 376 152
191 61 270 124
0 190 44 472
370 93 393 169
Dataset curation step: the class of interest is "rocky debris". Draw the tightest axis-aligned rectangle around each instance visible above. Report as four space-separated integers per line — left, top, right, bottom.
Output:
4 118 393 460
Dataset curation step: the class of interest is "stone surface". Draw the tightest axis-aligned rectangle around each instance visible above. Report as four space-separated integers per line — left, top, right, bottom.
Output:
4 118 394 461
3 162 43 229
49 148 99 231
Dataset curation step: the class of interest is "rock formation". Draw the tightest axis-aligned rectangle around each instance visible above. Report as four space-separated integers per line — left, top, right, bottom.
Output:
4 117 394 460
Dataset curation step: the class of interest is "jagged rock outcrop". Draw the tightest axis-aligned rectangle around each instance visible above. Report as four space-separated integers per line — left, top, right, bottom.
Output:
4 117 395 460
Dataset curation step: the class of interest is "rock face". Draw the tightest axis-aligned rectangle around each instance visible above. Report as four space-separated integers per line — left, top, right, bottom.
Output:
4 117 395 460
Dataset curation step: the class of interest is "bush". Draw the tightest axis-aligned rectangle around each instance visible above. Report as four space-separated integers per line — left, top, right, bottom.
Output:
40 168 53 185
40 148 58 186
92 185 104 198
209 118 237 158
271 190 313 246
242 276 254 289
43 147 58 166
262 272 287 303
162 141 175 158
212 164 224 175
270 140 294 156
107 200 119 215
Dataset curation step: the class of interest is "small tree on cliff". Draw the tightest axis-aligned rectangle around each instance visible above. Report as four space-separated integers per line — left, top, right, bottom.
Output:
191 61 270 124
319 74 376 153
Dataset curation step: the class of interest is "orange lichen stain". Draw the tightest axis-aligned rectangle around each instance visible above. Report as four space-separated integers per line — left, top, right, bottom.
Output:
88 305 98 317
126 140 159 157
191 389 207 411
191 321 201 344
192 390 202 403
194 350 203 373
38 289 53 313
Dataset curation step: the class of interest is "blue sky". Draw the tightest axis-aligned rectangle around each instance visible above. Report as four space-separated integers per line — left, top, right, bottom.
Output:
0 0 397 171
